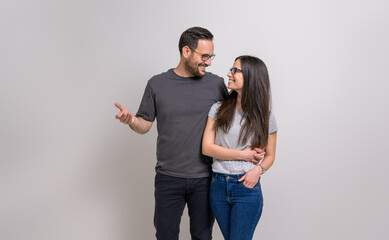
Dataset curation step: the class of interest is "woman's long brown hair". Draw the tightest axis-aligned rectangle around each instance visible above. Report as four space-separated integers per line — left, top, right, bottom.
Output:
215 56 271 148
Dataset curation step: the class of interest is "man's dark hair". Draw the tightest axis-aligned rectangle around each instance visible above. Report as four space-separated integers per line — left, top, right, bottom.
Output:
178 27 213 55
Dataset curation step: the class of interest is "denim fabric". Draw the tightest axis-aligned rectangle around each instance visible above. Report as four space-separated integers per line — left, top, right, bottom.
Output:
154 172 214 240
209 172 263 240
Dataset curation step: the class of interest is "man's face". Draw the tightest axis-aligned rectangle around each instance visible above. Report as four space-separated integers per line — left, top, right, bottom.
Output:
186 39 214 77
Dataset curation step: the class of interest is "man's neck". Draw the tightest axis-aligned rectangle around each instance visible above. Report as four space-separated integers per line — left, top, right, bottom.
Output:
174 62 195 78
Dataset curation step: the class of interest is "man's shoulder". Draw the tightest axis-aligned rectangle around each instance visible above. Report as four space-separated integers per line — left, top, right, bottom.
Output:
205 71 223 80
144 69 176 91
204 72 225 89
148 69 173 83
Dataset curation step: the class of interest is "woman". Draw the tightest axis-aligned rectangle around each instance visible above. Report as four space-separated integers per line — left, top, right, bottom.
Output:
202 55 278 240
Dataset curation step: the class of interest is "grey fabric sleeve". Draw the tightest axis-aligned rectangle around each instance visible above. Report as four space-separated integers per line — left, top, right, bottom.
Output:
208 102 221 120
269 112 278 133
135 81 156 122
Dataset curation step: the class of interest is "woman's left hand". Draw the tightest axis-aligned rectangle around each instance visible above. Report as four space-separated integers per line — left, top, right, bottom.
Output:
238 166 262 188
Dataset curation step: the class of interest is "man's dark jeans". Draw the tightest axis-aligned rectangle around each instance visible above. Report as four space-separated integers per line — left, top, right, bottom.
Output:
154 172 214 240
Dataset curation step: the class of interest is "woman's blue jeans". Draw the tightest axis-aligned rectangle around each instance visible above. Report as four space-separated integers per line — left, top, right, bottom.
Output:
209 172 263 240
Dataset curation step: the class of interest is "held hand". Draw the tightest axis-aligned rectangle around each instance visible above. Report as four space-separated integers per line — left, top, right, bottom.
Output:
115 102 135 125
241 148 257 162
251 147 266 164
238 166 262 188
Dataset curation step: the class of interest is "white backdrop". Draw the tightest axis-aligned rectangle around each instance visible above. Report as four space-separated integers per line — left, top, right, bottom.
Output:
1 0 388 239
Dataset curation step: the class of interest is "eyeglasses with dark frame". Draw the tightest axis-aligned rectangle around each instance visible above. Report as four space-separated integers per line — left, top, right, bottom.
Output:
229 67 243 75
191 49 216 61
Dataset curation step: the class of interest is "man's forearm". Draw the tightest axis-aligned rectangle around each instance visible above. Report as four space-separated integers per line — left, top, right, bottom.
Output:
129 117 152 134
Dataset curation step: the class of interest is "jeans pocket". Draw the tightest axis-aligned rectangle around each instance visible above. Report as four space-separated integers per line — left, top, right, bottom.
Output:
240 181 260 190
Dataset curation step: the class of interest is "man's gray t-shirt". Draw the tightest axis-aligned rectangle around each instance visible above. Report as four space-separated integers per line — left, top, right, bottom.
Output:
208 102 278 174
136 69 227 178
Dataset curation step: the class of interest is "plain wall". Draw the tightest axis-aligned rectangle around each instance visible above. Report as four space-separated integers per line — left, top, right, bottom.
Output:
1 0 388 239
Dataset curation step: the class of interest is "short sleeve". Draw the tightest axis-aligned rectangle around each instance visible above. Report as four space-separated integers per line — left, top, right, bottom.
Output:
269 112 278 133
135 81 156 122
208 102 221 120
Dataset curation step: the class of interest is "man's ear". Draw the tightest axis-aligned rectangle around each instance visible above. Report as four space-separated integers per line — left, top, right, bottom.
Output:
182 46 192 58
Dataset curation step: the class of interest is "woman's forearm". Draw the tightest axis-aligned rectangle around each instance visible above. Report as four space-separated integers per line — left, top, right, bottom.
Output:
259 154 275 172
202 117 255 161
202 143 254 161
259 132 277 172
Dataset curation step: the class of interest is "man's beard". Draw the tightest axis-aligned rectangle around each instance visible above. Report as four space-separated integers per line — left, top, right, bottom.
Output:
185 59 206 77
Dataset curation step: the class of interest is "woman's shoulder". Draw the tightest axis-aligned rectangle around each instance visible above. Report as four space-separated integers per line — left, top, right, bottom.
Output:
209 101 223 119
212 101 223 108
211 101 223 111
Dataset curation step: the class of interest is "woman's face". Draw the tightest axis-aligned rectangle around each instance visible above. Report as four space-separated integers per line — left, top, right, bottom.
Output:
227 59 244 93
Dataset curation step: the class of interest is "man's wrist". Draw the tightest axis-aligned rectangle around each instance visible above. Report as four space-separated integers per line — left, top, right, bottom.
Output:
128 117 137 129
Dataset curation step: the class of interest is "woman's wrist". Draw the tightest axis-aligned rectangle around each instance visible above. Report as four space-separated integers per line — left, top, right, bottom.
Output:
258 164 266 175
253 164 265 175
251 165 262 174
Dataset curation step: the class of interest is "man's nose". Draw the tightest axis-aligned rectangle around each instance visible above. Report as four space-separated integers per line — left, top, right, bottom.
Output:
204 58 212 66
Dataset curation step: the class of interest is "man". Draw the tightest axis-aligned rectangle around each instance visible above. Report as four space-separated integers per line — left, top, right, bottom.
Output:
115 27 261 239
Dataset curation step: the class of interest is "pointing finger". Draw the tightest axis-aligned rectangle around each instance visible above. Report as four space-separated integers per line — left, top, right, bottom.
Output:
114 102 123 110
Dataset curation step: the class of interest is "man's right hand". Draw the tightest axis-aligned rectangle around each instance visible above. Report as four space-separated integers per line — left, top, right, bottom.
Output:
252 148 265 164
115 102 135 125
240 148 257 162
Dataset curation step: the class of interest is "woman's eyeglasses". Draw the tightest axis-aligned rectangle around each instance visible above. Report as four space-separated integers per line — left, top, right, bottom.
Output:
229 67 243 75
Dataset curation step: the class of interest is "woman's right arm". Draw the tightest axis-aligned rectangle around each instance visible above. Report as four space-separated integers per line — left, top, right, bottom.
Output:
202 117 256 161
